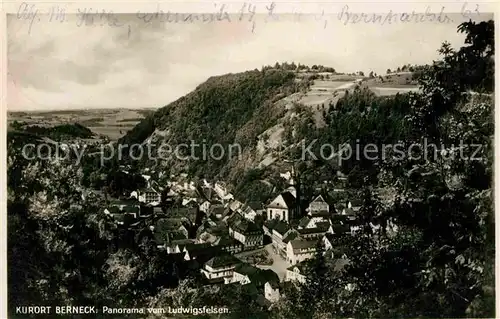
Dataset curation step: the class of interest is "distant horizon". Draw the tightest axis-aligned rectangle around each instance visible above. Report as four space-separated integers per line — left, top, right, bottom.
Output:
8 12 494 111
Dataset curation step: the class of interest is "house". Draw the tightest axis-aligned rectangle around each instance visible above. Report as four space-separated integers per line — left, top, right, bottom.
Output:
286 239 317 265
166 239 195 254
297 225 329 240
264 281 281 303
280 229 299 254
138 186 161 205
165 206 200 225
240 205 257 221
270 220 291 252
228 200 244 212
226 263 279 288
263 219 280 237
104 201 140 225
285 262 308 283
297 216 312 229
267 191 298 222
213 236 244 254
307 195 330 214
214 181 228 199
209 204 225 219
182 198 198 207
184 244 222 263
201 254 241 283
228 214 264 250
347 199 362 213
153 218 189 248
199 200 211 213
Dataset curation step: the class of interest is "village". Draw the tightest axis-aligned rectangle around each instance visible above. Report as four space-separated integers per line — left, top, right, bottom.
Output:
98 165 370 308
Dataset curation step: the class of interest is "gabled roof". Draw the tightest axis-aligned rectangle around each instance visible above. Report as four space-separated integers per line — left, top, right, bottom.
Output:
205 254 241 269
330 224 351 234
105 206 120 215
298 217 311 228
264 219 279 231
282 230 299 244
214 236 242 247
311 194 327 204
315 221 331 230
186 245 223 263
281 191 297 209
165 207 198 224
310 211 331 218
234 264 279 287
184 242 212 252
268 191 297 209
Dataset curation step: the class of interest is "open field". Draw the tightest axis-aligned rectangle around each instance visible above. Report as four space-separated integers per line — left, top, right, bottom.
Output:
8 108 156 140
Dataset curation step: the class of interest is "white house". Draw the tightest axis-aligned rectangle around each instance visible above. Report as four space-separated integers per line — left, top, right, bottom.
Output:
286 239 317 265
266 191 297 222
264 282 281 303
137 187 161 205
201 255 241 281
214 182 228 199
285 263 307 283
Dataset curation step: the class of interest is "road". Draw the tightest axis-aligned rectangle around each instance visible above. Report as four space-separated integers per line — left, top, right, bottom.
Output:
255 244 290 282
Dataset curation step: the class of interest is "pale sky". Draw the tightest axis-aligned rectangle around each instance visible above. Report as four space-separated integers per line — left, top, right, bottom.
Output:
7 12 493 111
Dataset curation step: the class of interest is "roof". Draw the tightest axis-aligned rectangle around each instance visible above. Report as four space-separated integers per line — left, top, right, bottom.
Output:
310 211 331 218
315 221 331 230
298 217 310 228
247 201 262 211
214 236 242 247
165 207 199 224
273 221 290 236
234 264 279 287
185 245 223 263
105 206 120 215
267 191 297 209
343 207 355 216
330 224 351 234
184 242 212 252
228 213 262 235
287 261 309 273
264 219 279 231
205 254 241 269
332 258 350 272
290 239 318 250
282 230 299 244
122 205 140 214
297 227 327 235
311 194 327 204
153 218 188 245
209 205 225 216
349 199 363 207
